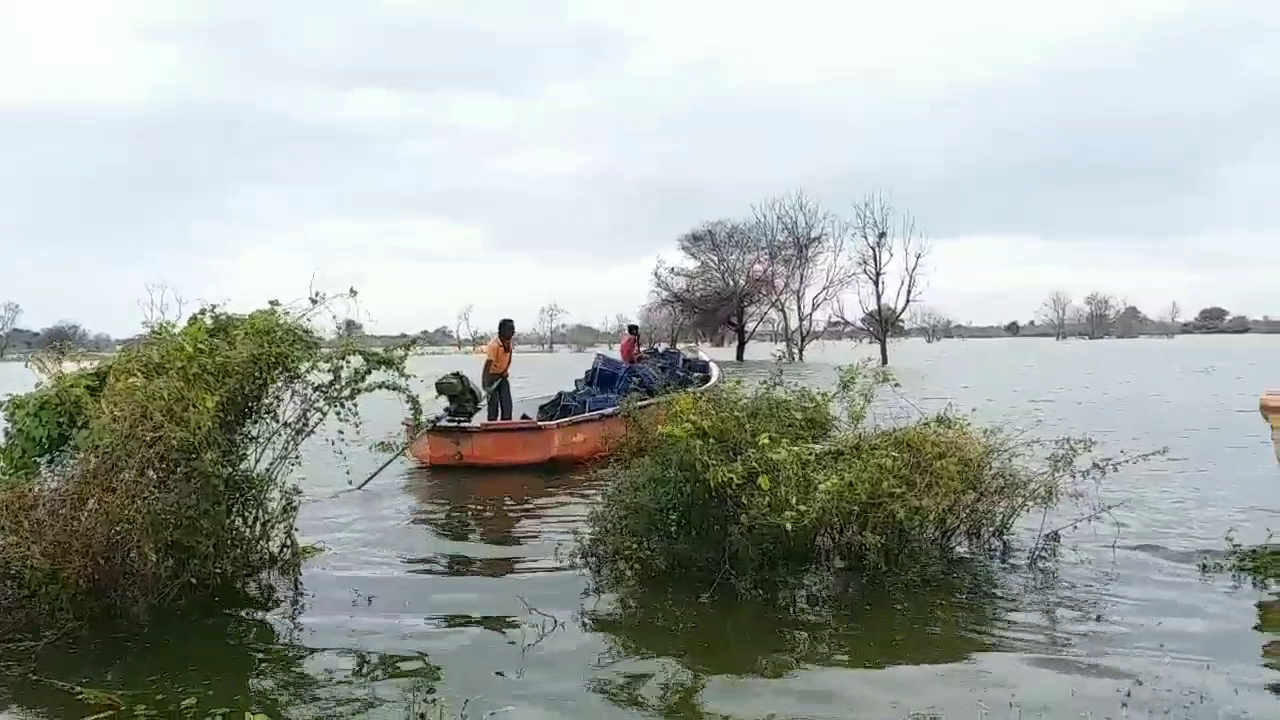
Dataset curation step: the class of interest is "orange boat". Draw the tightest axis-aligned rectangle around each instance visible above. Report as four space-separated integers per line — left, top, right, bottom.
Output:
402 350 722 468
1262 391 1280 464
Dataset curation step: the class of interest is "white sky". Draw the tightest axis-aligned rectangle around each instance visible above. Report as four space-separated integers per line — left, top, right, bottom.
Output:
1 0 1276 335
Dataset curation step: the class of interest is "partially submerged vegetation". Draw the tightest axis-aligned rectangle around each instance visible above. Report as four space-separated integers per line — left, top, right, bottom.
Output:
1201 534 1280 588
578 362 1161 598
0 290 422 634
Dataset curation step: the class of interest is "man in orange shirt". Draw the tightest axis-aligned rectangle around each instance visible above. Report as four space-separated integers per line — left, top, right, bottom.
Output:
482 318 515 421
620 323 641 364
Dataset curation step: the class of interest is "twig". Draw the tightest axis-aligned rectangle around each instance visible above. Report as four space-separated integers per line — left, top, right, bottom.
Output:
1029 500 1128 566
352 412 445 491
516 595 562 655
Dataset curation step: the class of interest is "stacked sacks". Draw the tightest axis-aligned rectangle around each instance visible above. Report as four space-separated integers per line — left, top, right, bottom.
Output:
535 351 712 422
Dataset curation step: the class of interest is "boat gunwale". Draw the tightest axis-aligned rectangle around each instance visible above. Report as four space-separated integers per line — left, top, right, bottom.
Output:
418 348 721 434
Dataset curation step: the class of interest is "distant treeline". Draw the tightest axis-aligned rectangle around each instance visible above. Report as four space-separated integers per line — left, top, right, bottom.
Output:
2 298 1277 362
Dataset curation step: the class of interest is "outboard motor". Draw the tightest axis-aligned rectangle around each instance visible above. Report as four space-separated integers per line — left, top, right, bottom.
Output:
434 371 484 422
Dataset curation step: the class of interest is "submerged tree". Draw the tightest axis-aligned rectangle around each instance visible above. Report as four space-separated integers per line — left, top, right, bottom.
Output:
1038 291 1073 341
0 288 424 632
1159 301 1182 338
455 304 475 351
1082 292 1120 339
639 298 688 348
754 191 857 362
537 303 566 351
577 361 1165 598
911 307 954 344
37 321 90 352
1113 305 1148 338
652 220 773 362
837 195 928 367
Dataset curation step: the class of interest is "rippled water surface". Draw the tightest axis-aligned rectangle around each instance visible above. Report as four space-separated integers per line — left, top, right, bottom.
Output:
1 336 1277 719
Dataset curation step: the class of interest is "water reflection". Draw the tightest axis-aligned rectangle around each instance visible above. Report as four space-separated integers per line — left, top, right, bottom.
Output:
403 466 595 578
586 572 1006 679
582 568 1016 717
0 613 442 718
1260 594 1279 694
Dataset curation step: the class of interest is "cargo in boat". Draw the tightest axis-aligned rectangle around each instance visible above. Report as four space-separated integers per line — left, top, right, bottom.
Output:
403 347 721 468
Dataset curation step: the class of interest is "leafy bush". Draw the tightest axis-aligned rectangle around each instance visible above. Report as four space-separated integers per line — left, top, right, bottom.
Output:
0 291 422 633
1201 534 1280 588
577 362 1155 597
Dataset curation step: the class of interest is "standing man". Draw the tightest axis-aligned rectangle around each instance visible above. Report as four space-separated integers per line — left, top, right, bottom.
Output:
483 318 515 421
620 323 641 364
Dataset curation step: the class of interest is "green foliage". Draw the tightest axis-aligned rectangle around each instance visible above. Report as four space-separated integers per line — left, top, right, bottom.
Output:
577 361 1157 597
0 362 107 482
1200 533 1280 588
0 290 423 633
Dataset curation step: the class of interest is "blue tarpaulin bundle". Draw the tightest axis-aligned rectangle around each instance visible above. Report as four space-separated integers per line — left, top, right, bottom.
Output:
535 350 712 422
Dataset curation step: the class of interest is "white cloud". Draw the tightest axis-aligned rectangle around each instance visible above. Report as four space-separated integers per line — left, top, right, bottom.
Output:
218 238 665 336
0 0 193 108
0 0 1275 336
924 233 1279 325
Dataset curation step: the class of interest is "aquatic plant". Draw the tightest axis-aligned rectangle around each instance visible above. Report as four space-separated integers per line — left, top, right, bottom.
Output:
576 361 1160 597
1201 533 1280 588
0 289 423 633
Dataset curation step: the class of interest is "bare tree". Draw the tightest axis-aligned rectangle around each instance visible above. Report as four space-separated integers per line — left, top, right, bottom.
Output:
454 304 475 352
139 283 186 330
652 219 773 362
1072 308 1091 338
1082 292 1120 339
1038 291 1073 341
640 294 691 345
753 190 858 362
0 301 21 359
601 316 615 348
537 303 566 352
639 299 686 348
911 306 953 344
605 313 631 349
835 194 928 367
1158 301 1182 338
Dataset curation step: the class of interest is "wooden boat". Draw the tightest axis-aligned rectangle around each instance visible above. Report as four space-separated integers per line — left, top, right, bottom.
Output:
1262 391 1280 464
402 349 722 468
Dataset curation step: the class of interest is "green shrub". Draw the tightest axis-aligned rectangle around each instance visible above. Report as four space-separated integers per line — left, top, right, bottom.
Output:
1200 534 1280 588
577 362 1155 597
0 291 422 633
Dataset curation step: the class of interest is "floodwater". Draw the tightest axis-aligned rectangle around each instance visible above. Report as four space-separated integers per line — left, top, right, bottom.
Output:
0 336 1277 719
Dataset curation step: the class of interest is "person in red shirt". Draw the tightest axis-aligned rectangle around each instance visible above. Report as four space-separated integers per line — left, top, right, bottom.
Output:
620 323 641 364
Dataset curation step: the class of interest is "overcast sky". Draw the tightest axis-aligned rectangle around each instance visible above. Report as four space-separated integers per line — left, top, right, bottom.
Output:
1 0 1276 336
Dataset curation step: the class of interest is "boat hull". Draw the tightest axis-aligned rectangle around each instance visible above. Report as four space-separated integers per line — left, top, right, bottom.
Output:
404 349 720 468
405 413 629 467
1262 391 1280 464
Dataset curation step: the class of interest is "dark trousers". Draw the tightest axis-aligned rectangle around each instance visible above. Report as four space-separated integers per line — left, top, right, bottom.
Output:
486 376 513 421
